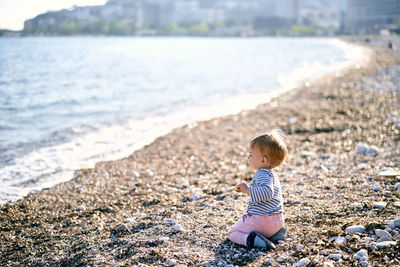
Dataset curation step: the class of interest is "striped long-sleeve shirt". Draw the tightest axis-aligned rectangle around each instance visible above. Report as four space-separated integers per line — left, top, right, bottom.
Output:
247 168 283 216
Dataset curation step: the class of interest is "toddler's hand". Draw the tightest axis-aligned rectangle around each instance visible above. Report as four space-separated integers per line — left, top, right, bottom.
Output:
235 183 250 195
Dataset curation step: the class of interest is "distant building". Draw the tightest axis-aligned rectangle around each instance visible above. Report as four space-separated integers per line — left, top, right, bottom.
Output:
297 0 341 30
346 0 400 34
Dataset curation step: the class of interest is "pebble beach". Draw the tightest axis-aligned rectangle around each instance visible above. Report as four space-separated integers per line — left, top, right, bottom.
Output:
1 36 400 266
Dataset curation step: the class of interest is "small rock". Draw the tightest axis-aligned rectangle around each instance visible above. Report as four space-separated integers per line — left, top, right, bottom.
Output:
191 193 199 201
163 219 177 226
367 146 379 154
395 183 400 190
297 244 304 250
376 241 397 248
393 217 400 228
125 218 135 224
287 117 298 124
277 256 285 263
373 202 387 209
167 259 177 266
328 254 342 260
372 185 382 192
172 224 182 232
346 225 365 234
330 236 347 246
360 261 369 267
115 224 129 233
377 236 393 242
360 256 368 262
369 244 378 251
375 229 392 238
76 205 86 211
299 151 316 158
377 168 400 177
320 250 328 256
361 237 373 243
354 249 368 260
223 196 231 201
357 144 369 155
295 258 310 266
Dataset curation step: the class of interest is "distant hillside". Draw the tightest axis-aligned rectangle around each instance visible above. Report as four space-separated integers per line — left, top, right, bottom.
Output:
22 0 342 36
0 29 21 37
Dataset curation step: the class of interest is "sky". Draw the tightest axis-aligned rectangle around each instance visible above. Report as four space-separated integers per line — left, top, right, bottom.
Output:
0 0 108 30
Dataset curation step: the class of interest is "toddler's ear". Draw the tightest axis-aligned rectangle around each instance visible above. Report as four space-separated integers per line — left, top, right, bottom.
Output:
262 156 268 164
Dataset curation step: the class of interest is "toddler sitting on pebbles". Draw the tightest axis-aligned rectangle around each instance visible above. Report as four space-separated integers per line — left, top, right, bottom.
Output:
228 130 288 249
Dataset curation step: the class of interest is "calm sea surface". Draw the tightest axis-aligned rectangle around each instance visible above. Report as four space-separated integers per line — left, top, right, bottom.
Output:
0 37 363 202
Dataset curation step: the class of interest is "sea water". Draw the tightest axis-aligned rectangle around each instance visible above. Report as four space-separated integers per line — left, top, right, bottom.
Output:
0 37 365 203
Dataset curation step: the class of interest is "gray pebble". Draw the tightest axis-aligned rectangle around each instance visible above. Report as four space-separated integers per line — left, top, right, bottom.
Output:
354 249 368 260
372 185 382 192
295 258 310 266
367 146 379 154
277 256 285 263
346 225 365 234
357 144 369 155
172 224 182 232
377 236 393 243
328 254 342 260
393 217 400 228
375 229 392 238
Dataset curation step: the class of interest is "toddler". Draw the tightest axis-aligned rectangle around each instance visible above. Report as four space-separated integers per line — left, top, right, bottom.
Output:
228 130 288 249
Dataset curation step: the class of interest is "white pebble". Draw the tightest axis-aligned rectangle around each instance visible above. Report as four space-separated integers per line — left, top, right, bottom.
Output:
295 258 310 266
360 261 369 267
76 205 86 211
299 151 316 158
377 168 400 177
346 225 365 234
320 250 328 256
125 218 135 224
360 256 368 262
376 241 397 248
297 244 304 250
167 259 177 266
373 202 387 209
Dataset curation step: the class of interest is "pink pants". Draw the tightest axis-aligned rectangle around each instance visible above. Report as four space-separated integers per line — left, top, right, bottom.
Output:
228 213 284 246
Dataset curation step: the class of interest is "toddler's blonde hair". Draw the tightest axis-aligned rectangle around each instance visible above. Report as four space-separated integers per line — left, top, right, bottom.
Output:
250 129 287 168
